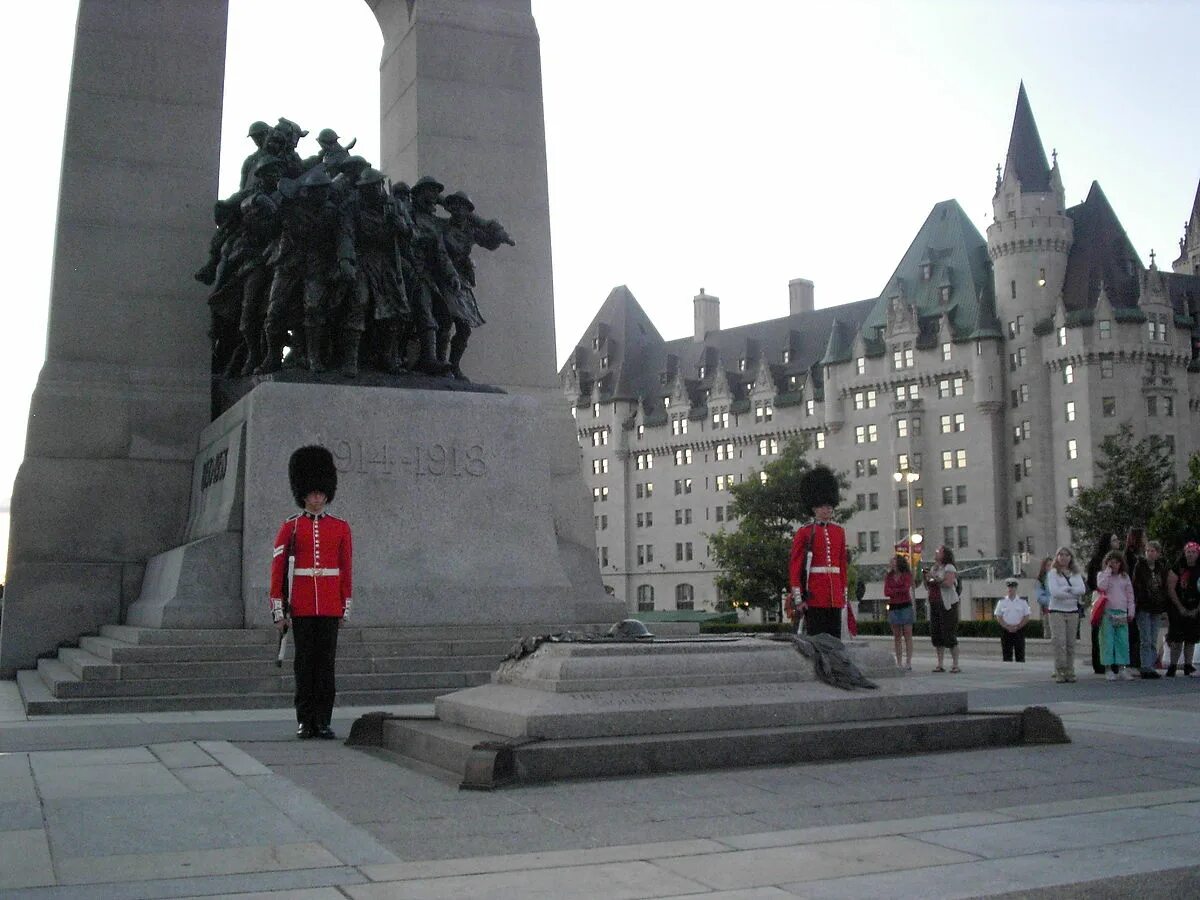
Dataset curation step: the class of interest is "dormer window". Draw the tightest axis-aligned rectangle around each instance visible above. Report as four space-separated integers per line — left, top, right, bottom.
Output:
921 262 932 281
698 365 706 378
738 358 746 372
591 337 600 350
855 356 866 375
782 349 791 364
939 284 951 304
600 355 610 368
662 396 670 410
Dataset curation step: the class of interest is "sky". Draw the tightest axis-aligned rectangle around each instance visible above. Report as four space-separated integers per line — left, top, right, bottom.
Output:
1 0 1199 579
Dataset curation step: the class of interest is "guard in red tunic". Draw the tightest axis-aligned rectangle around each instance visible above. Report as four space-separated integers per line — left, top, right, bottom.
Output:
270 445 353 740
787 465 848 638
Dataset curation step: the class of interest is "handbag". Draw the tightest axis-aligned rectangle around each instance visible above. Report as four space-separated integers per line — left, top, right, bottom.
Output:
1089 591 1108 628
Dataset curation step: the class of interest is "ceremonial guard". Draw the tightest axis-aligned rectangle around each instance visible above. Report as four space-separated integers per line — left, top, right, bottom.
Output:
270 446 353 740
787 466 848 637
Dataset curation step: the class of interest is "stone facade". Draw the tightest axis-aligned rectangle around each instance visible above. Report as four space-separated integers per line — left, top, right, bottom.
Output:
560 85 1200 617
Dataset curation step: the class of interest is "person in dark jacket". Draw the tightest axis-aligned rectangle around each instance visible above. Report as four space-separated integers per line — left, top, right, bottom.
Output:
1132 540 1169 678
1123 527 1146 670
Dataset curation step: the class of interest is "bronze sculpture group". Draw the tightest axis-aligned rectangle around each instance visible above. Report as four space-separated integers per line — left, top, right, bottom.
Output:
197 117 514 381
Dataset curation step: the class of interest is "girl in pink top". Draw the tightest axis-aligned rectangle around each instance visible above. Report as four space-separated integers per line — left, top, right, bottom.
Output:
1097 550 1136 681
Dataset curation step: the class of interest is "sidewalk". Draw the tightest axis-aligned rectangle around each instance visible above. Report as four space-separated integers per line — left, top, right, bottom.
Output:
2 645 1199 899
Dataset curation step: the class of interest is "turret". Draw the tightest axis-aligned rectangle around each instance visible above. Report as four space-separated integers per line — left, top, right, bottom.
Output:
987 84 1073 323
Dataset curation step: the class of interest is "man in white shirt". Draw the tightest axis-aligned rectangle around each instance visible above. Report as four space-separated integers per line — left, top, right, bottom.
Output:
994 578 1032 663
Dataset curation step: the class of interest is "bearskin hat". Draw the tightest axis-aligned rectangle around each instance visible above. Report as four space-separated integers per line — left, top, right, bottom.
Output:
798 465 840 513
288 445 337 508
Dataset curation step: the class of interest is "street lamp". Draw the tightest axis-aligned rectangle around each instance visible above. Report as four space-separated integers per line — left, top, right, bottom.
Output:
893 470 923 565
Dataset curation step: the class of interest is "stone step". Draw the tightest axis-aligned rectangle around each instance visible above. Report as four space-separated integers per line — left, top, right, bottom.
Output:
57 646 121 682
37 664 493 699
16 672 455 715
79 633 508 666
97 623 617 647
115 654 501 680
100 625 277 646
373 711 1032 787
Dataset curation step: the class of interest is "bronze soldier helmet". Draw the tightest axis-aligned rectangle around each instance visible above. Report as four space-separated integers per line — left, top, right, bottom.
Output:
357 167 386 187
247 120 270 138
299 165 333 190
317 128 340 146
441 190 475 213
288 445 338 507
798 465 840 513
411 175 445 196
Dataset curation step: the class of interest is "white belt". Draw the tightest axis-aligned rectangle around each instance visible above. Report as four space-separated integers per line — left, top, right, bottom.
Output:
293 567 340 576
809 566 841 574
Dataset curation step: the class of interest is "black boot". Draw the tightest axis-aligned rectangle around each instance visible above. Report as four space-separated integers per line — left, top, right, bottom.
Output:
449 327 470 381
253 330 286 375
380 323 407 374
306 326 326 374
414 328 451 375
339 329 361 378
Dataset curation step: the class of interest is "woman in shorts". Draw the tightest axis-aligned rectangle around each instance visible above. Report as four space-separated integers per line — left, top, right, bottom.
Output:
883 554 914 670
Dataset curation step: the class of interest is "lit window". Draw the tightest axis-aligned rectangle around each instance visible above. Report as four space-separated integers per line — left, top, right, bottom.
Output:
759 471 769 485
897 418 909 438
755 402 774 423
1020 384 1030 402
1068 476 1081 498
942 342 952 362
855 425 866 445
1065 401 1075 422
592 402 600 418
855 357 866 375
782 349 791 364
956 449 967 468
1057 326 1067 347
637 424 645 438
1062 364 1074 385
868 424 878 442
805 400 815 416
941 450 953 470
1023 458 1032 476
1067 439 1078 460
815 431 826 449
897 453 911 472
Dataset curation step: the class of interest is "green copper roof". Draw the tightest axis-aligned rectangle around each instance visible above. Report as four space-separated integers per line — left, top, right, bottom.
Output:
859 199 997 342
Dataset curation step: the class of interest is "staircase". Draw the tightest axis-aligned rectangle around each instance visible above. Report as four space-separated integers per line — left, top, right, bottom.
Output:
15 624 527 715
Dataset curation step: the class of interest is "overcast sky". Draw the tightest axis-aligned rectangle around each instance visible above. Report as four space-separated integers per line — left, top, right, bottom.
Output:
2 1 1198 577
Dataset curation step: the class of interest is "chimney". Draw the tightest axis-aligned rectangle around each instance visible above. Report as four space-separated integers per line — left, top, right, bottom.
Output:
788 278 814 315
693 287 719 343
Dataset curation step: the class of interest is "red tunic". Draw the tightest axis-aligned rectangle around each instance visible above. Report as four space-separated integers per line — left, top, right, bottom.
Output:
269 512 353 619
788 521 848 611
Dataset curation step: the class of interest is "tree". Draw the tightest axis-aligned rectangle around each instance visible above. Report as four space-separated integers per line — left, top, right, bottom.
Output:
1064 424 1174 553
708 438 852 617
1150 452 1200 561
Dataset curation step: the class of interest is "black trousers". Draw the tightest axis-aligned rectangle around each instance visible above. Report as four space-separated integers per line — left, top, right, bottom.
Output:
802 606 842 639
1000 628 1026 662
292 616 340 728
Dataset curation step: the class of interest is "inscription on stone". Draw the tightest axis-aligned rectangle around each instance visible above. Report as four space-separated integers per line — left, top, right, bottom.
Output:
199 448 229 492
319 437 488 478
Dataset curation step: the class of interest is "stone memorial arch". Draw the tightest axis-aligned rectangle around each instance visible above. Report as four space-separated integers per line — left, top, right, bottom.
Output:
1 0 608 675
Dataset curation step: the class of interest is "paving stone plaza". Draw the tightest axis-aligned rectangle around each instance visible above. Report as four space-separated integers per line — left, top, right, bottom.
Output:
3 641 1200 898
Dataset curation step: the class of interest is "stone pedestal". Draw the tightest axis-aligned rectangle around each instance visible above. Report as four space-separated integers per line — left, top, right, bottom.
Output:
126 381 619 629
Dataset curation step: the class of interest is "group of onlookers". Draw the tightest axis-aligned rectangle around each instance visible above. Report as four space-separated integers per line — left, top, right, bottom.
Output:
880 533 1200 682
1039 532 1200 682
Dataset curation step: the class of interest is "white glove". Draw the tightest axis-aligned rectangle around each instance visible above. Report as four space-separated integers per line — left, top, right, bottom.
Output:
792 587 805 605
270 599 284 623
342 598 353 621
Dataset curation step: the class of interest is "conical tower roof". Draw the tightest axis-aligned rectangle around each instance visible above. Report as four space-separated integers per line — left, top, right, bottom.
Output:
1001 83 1052 193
